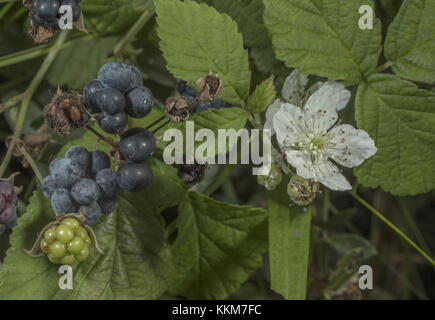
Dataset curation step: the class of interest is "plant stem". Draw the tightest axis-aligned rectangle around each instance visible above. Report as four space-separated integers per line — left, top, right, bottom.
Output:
20 147 44 184
204 164 235 196
0 93 25 114
114 10 154 58
0 34 89 69
84 125 118 148
0 31 68 179
350 191 435 267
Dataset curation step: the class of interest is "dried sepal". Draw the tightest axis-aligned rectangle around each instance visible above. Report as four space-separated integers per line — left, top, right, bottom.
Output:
28 24 56 44
195 73 223 101
44 88 89 136
177 162 206 186
165 97 190 123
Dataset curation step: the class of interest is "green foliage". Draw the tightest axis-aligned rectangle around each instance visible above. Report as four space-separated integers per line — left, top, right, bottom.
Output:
263 0 382 83
170 192 268 299
268 190 311 300
385 0 435 84
46 37 117 89
155 0 251 105
248 77 276 113
195 0 269 47
82 0 154 36
355 74 435 196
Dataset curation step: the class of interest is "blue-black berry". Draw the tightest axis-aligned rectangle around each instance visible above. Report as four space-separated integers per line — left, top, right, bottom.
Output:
116 161 153 192
125 86 154 118
119 128 156 163
98 112 128 134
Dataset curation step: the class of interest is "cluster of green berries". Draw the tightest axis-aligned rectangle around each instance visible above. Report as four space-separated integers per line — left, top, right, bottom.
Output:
40 217 91 265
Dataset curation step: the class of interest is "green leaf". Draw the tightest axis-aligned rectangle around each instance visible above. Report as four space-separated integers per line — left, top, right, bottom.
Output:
268 192 311 300
195 0 269 47
384 0 435 84
325 233 377 260
155 0 251 105
46 37 117 90
248 77 276 112
170 192 267 299
355 73 435 195
263 0 382 83
82 0 154 36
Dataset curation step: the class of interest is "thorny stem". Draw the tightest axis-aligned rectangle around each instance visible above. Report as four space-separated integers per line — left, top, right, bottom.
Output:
20 147 44 184
84 125 118 148
350 191 435 268
0 31 69 179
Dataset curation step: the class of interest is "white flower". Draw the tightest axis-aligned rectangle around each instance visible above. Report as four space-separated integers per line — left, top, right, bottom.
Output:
265 69 351 135
272 85 377 191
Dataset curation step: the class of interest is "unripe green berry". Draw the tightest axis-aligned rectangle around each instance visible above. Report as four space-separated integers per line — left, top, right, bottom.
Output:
76 245 90 262
40 239 49 253
67 237 85 255
56 225 74 244
49 241 66 258
44 227 57 243
61 218 80 231
61 255 76 266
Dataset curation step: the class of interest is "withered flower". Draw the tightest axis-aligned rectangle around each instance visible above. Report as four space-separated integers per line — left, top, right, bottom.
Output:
177 162 206 186
287 175 319 206
195 73 223 101
44 88 89 136
165 97 190 123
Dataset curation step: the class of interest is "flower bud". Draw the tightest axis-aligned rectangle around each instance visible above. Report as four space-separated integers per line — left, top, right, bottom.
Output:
195 73 223 101
257 164 282 191
165 97 190 123
287 175 319 206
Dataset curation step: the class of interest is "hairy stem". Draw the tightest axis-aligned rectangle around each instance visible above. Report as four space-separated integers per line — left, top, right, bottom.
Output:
350 191 435 267
0 93 25 114
0 31 69 179
20 147 44 184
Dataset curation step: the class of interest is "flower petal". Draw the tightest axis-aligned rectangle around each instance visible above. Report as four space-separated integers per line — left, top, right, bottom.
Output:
327 124 377 168
304 84 340 133
285 150 352 191
273 103 305 148
323 81 351 111
285 150 316 180
264 99 283 135
314 159 352 191
282 69 309 106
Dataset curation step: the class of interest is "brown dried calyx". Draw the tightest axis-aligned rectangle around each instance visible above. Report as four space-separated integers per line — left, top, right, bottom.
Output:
165 97 190 123
28 24 55 44
177 162 206 186
195 73 223 101
44 87 89 136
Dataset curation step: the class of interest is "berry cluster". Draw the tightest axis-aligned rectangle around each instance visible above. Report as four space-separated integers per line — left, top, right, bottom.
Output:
178 80 231 113
42 146 118 224
31 0 81 30
0 181 18 235
40 217 90 265
83 62 155 134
